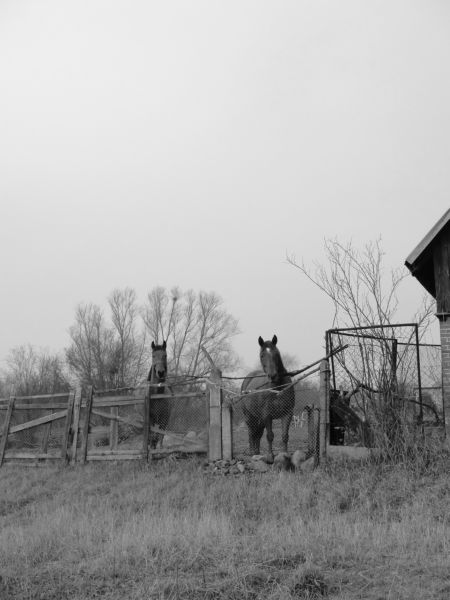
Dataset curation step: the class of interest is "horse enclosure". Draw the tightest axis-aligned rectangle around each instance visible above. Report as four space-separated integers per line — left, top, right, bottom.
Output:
0 360 328 466
6 324 437 467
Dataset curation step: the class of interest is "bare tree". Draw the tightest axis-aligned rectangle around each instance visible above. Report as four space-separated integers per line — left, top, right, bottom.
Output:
66 303 117 388
108 287 148 386
288 238 434 332
142 287 239 379
288 238 436 456
2 345 70 396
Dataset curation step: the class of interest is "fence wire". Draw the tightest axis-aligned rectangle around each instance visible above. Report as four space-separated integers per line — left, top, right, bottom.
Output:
0 393 71 460
85 382 209 456
327 324 443 447
227 369 321 459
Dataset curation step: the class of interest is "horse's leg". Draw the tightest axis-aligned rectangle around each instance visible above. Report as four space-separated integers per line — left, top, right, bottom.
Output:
281 412 293 453
265 418 274 463
248 421 264 455
159 406 171 449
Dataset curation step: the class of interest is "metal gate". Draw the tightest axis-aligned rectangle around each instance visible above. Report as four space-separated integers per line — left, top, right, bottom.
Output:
326 324 443 446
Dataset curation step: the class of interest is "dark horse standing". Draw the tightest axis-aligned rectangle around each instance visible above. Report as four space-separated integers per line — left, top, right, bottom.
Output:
241 335 295 461
147 340 171 449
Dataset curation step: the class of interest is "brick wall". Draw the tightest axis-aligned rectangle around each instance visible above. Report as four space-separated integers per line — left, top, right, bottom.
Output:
439 316 450 434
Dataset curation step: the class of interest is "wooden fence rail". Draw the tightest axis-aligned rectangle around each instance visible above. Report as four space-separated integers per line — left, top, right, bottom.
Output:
0 375 235 466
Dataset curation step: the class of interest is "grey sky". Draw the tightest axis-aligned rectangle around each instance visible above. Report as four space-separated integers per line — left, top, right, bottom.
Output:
1 1 449 374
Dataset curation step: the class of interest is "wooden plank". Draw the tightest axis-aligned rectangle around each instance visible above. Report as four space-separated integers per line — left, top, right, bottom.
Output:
9 410 67 434
149 392 205 399
87 449 142 456
208 368 222 461
86 454 143 461
0 402 70 410
221 402 233 461
70 392 83 461
434 233 450 314
142 386 150 461
319 360 330 458
92 398 144 408
80 386 94 465
110 406 119 450
90 392 203 406
12 392 71 401
0 396 15 467
405 208 450 267
149 445 207 455
41 422 51 454
61 389 76 464
3 452 61 460
70 387 83 465
91 408 140 426
307 406 314 457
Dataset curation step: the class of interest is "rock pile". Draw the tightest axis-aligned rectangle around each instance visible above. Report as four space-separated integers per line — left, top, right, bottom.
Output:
203 452 316 475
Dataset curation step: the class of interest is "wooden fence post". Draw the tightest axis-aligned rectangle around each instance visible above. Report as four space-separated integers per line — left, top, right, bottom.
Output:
110 406 119 450
201 346 224 461
70 386 82 465
306 405 314 457
80 386 94 464
142 384 150 461
61 389 76 464
208 368 223 461
222 400 233 461
41 422 51 455
0 395 15 467
319 359 330 458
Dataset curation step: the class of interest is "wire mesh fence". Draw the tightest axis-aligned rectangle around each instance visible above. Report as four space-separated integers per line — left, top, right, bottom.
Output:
227 369 321 460
81 382 209 460
0 381 210 465
327 324 443 448
0 392 73 463
1 365 326 466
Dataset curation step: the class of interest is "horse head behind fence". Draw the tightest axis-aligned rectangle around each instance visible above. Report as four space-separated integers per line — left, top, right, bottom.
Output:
241 335 295 462
147 340 171 449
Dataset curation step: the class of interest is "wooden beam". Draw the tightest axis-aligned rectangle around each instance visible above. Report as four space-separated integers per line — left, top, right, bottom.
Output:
208 368 222 461
319 359 330 459
9 410 67 434
92 398 144 408
434 231 450 314
10 392 71 401
61 390 76 464
80 386 94 465
91 408 140 426
3 452 61 460
142 385 150 461
86 454 143 461
41 422 51 454
0 396 15 467
110 406 119 450
221 402 233 461
0 402 69 410
70 387 83 465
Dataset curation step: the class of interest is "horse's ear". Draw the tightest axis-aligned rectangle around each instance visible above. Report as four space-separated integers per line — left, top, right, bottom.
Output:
272 335 278 346
258 336 264 347
151 341 155 350
162 340 167 349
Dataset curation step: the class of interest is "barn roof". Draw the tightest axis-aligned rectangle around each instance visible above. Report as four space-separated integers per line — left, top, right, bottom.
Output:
405 208 450 297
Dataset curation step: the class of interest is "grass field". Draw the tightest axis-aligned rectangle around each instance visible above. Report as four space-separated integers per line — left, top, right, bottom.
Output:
1 452 450 600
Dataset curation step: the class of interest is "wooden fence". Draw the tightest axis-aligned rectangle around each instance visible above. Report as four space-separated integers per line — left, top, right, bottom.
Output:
0 360 332 467
0 377 233 467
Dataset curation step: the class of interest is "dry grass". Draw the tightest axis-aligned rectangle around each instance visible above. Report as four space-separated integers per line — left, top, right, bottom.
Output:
1 453 450 600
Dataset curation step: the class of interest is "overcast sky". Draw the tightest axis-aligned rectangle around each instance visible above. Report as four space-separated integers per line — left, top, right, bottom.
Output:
1 0 449 374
